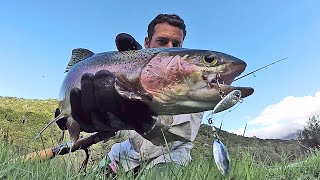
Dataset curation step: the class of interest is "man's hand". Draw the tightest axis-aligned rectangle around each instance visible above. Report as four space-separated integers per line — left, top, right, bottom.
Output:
70 70 156 133
115 33 142 51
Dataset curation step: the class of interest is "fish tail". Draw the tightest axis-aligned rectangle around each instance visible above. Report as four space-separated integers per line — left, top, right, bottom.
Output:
35 113 66 140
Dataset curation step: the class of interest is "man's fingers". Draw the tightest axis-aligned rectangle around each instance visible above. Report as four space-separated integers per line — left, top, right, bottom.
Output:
94 70 118 113
116 33 142 51
81 73 96 112
70 87 93 128
70 88 83 120
107 112 126 130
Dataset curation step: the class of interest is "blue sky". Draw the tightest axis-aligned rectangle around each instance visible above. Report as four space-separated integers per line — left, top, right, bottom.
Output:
1 1 320 139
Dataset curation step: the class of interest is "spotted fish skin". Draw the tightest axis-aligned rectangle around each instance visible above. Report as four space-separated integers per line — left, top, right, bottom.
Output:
36 48 254 142
213 139 231 175
59 48 254 117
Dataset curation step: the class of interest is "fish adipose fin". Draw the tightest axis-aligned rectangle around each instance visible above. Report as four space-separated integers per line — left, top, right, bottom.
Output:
115 74 152 101
65 48 94 72
34 113 66 140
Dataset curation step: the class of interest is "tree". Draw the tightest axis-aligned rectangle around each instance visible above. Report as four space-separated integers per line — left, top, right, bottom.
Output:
298 115 320 149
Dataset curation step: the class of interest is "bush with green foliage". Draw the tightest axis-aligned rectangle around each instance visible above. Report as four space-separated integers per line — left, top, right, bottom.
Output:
298 115 320 149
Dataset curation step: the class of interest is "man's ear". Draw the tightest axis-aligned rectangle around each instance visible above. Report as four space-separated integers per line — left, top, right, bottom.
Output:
144 37 150 48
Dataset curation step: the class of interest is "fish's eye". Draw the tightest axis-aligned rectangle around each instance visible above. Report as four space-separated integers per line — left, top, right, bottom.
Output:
203 55 218 65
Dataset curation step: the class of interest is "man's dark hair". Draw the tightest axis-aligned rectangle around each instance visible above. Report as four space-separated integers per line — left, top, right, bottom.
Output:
147 14 187 40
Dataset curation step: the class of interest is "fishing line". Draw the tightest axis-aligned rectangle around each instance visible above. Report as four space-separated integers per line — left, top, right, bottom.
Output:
206 57 288 132
206 102 242 122
205 57 288 134
233 57 288 82
206 78 243 138
204 57 288 175
206 103 242 140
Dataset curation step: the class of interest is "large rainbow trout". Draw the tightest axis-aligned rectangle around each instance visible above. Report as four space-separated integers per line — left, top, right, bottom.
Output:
36 48 254 141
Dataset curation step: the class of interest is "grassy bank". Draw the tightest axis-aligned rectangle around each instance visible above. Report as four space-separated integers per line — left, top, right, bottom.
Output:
0 144 319 179
0 96 318 179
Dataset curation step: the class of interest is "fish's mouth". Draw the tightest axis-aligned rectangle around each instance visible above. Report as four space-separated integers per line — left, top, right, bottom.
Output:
209 73 225 88
201 73 224 87
202 73 230 90
196 70 254 101
202 61 247 88
208 83 254 98
211 73 254 98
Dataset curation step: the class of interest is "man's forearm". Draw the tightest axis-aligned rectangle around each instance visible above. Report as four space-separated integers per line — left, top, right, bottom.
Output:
141 112 204 146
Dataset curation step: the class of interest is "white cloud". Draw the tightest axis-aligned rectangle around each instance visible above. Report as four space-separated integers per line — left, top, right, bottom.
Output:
232 91 320 139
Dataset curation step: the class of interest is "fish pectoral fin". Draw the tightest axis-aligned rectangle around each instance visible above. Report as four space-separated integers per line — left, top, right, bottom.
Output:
115 75 152 101
66 117 81 142
35 113 66 140
65 48 94 72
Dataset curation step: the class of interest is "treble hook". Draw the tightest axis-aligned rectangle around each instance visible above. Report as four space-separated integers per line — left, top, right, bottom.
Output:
215 73 225 99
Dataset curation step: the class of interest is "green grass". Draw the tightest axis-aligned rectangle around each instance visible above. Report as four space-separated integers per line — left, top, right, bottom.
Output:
1 144 319 180
1 96 319 179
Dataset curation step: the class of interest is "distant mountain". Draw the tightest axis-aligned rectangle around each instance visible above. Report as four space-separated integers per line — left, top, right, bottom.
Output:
280 131 301 140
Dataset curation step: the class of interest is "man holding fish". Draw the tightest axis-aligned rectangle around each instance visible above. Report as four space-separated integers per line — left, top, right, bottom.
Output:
88 14 203 175
48 13 253 176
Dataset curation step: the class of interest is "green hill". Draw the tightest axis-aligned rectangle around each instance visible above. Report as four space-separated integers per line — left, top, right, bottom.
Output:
0 96 60 152
0 96 307 165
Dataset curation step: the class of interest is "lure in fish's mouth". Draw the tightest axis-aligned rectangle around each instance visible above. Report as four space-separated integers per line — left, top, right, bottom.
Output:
203 73 225 89
210 78 224 85
198 70 254 100
200 60 247 90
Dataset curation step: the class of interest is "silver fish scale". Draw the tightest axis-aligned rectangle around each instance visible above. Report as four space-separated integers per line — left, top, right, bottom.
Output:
97 50 156 71
59 49 162 101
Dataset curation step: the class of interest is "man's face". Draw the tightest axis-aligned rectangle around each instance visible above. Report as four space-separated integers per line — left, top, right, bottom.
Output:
144 22 184 48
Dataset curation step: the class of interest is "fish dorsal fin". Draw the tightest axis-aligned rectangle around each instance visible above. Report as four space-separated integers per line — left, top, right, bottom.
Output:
65 48 94 72
115 74 152 101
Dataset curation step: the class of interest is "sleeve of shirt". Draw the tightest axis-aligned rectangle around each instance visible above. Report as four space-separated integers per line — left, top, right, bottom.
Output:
142 112 204 146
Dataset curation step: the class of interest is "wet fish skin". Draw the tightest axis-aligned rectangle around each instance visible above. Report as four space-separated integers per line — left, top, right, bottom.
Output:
59 48 253 116
36 48 254 142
